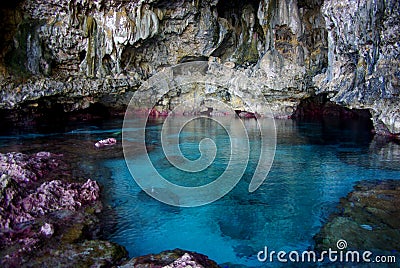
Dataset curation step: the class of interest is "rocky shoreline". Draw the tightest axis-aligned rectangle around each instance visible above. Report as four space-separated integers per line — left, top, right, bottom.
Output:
0 151 128 267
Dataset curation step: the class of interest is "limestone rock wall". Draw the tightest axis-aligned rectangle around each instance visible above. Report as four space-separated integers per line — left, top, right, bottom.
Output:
255 0 328 117
315 0 400 135
0 0 398 135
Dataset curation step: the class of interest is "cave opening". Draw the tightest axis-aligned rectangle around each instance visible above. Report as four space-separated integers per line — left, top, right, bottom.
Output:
293 94 372 120
293 94 374 134
0 99 115 135
213 0 265 64
216 0 260 21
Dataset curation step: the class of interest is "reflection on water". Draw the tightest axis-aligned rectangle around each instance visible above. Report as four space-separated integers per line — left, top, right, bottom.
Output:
0 117 399 267
339 137 400 171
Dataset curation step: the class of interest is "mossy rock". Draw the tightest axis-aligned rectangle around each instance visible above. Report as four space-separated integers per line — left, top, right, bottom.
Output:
314 180 400 253
27 240 128 267
61 223 85 244
234 40 259 65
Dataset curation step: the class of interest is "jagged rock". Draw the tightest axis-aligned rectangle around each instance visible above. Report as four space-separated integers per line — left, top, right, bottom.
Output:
0 0 325 117
0 151 110 266
128 61 274 117
314 180 400 252
20 179 100 216
163 253 205 268
315 0 400 136
120 248 220 268
0 76 141 111
0 152 63 184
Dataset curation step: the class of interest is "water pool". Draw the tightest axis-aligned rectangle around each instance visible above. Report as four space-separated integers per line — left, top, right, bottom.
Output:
99 117 400 267
1 117 399 267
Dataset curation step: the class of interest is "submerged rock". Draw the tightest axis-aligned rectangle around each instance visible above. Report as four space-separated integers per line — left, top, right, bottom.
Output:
314 179 400 253
95 137 117 148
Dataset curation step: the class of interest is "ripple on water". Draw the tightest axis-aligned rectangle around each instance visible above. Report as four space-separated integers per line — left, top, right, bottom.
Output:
311 201 340 223
337 138 400 171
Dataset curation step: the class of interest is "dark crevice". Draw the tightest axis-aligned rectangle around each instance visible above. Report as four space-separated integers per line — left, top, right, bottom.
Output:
102 54 113 74
292 94 374 139
0 101 114 135
216 0 260 20
79 50 87 63
293 95 375 145
293 94 372 121
213 0 264 64
178 55 208 63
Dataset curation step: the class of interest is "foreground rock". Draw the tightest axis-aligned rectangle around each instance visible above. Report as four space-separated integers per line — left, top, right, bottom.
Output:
21 240 128 268
121 248 220 268
0 152 128 267
314 179 400 253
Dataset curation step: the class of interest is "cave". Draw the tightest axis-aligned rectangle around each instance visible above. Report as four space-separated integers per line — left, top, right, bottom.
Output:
0 99 113 135
293 94 372 120
293 94 374 134
0 0 399 267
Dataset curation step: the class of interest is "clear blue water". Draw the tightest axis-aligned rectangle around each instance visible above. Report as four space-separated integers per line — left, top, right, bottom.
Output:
1 117 399 267
100 118 399 267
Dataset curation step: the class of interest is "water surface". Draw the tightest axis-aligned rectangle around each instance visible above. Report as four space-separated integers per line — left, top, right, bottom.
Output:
99 117 400 267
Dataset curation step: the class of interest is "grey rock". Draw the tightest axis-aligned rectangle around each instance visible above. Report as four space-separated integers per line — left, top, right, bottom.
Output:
315 0 400 135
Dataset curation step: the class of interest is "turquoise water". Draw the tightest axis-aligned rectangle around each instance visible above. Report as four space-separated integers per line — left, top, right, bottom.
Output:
1 117 399 267
98 118 400 267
